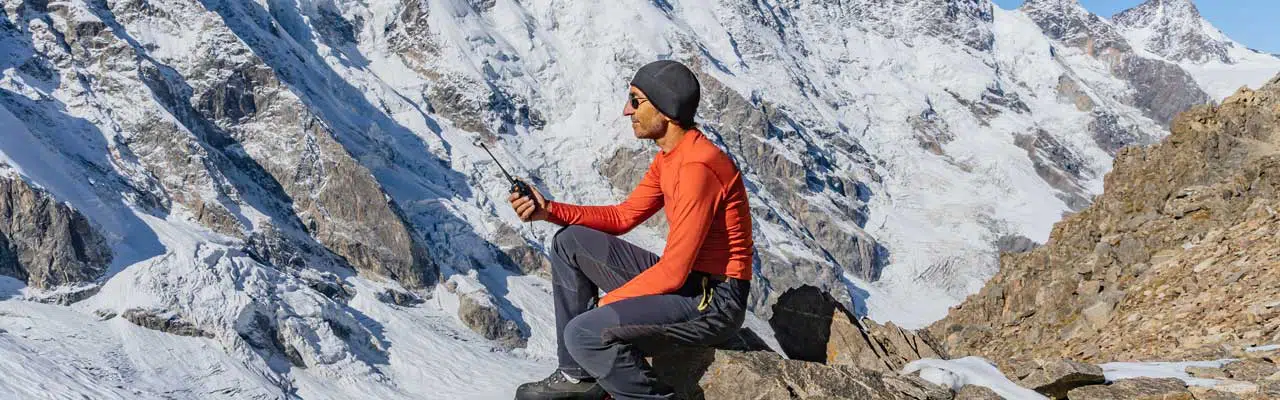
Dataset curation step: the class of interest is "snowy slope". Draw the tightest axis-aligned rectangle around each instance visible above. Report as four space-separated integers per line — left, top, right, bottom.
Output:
0 0 1273 398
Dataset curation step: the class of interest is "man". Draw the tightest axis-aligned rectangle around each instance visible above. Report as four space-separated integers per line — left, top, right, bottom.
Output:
510 60 754 400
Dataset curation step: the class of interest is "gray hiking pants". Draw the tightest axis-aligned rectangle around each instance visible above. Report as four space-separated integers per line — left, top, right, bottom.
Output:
551 225 750 400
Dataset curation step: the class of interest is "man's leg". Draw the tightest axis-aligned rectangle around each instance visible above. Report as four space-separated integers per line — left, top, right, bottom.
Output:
550 225 660 379
563 292 702 400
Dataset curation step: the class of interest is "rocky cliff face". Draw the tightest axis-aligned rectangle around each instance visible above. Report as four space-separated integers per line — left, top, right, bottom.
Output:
0 176 111 290
930 74 1280 366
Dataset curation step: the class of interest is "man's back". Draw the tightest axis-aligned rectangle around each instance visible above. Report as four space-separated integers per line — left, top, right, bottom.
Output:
651 129 753 281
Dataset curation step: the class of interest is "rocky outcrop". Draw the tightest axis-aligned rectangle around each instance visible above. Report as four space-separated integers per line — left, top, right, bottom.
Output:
930 76 1280 365
1067 377 1192 400
768 285 945 373
457 292 525 349
954 385 1001 400
377 288 423 307
665 349 951 400
646 286 953 399
122 308 214 338
1222 360 1279 383
1014 129 1094 211
0 177 112 290
1013 359 1106 398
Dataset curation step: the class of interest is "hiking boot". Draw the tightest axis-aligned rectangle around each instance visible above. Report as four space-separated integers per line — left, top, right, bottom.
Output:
514 370 609 400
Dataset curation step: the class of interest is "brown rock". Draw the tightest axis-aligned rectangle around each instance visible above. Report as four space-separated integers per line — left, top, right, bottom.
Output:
1210 380 1259 396
1185 366 1229 379
1224 360 1279 382
1188 386 1242 400
955 385 1003 400
0 177 112 290
1066 378 1192 400
1017 359 1106 398
655 349 950 400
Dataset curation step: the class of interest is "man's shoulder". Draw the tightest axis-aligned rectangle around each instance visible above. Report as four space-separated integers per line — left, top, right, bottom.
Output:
682 135 740 181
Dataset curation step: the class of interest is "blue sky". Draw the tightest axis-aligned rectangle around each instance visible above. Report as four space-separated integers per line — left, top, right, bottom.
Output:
991 0 1280 54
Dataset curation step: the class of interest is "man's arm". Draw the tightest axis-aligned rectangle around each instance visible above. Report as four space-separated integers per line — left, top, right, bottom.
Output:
544 161 664 235
598 163 721 306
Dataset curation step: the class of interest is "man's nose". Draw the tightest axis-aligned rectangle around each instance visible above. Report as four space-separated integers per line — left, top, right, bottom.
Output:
623 101 635 116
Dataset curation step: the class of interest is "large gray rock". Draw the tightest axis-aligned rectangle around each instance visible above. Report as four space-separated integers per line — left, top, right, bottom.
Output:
1016 359 1106 398
1066 378 1192 400
0 177 112 290
457 292 525 349
769 285 944 373
653 349 950 400
122 308 214 338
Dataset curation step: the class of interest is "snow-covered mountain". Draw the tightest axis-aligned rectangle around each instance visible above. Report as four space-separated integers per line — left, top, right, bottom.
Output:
0 0 1274 398
1112 0 1280 99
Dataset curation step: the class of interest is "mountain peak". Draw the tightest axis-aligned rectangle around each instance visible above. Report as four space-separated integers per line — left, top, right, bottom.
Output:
1112 0 1233 63
1019 0 1133 55
1019 0 1090 14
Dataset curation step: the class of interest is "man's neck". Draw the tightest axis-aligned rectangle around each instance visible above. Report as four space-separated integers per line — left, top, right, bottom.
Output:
655 126 688 154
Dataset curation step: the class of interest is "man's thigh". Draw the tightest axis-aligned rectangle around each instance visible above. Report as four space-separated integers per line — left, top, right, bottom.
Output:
566 291 702 347
556 225 661 292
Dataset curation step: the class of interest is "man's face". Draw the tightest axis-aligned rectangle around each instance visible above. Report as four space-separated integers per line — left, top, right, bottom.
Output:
624 86 668 140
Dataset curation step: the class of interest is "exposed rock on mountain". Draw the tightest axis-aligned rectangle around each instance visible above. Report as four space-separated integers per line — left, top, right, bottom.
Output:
121 307 214 338
457 290 525 350
0 176 111 290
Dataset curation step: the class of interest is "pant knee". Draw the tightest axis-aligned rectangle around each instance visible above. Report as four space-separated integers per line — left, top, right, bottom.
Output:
563 313 602 354
563 310 618 368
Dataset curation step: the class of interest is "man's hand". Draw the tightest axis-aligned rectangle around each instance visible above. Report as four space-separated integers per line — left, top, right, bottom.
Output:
508 181 549 222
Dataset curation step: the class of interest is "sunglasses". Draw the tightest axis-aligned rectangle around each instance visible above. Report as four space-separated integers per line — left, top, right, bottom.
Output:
628 92 649 109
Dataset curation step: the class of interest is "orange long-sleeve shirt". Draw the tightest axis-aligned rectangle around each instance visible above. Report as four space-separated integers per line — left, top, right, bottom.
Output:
545 129 753 306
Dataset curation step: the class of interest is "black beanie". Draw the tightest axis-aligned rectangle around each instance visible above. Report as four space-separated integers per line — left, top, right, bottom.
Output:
630 60 700 127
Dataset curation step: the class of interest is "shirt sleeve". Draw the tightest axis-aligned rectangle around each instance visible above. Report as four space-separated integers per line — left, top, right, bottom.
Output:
599 162 721 306
544 160 664 235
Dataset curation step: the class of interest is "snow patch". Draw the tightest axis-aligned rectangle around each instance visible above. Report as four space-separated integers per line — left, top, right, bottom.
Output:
903 357 1048 400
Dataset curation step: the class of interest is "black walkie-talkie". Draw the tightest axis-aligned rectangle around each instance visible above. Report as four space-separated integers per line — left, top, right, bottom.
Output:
475 140 533 199
475 139 543 248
